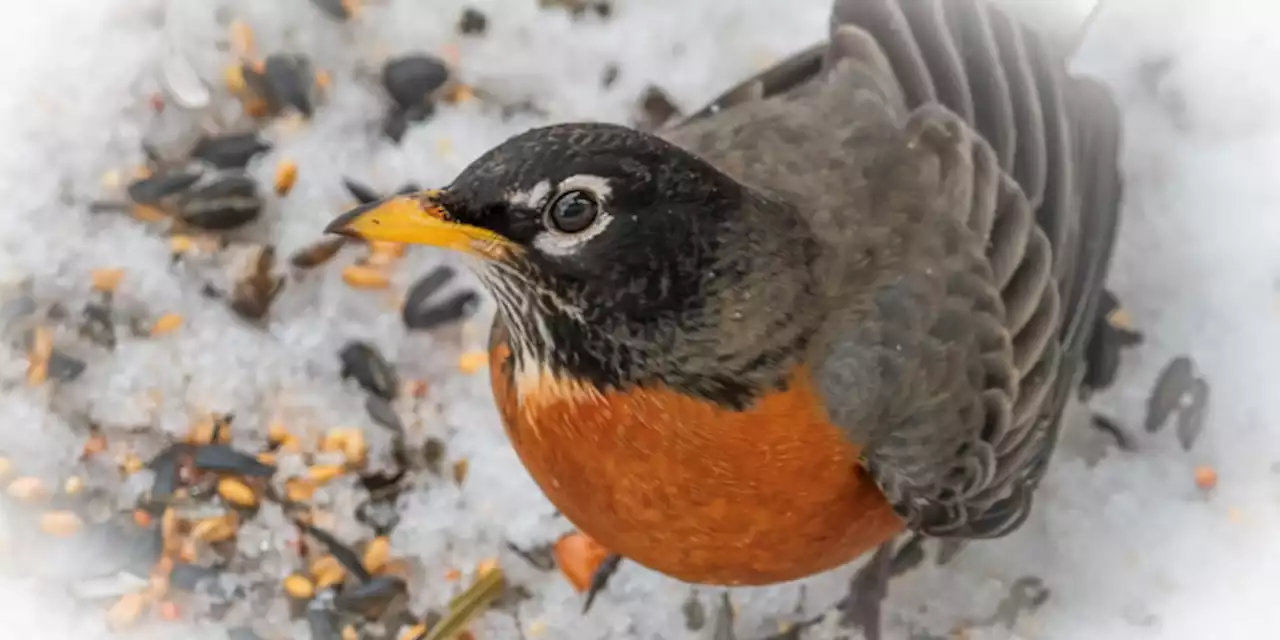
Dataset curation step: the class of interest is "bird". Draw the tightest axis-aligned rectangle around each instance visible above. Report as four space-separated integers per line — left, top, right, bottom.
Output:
326 0 1133 635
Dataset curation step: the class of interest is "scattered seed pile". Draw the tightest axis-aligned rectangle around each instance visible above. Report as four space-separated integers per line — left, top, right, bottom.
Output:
1 0 1279 639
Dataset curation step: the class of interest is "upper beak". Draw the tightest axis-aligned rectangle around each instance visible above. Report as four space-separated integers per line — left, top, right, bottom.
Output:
324 190 516 260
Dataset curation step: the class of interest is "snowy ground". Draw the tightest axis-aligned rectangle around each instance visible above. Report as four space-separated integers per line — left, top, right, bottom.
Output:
0 0 1277 638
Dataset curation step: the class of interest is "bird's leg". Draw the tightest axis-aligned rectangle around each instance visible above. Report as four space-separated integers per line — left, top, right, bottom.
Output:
581 553 623 614
836 540 895 640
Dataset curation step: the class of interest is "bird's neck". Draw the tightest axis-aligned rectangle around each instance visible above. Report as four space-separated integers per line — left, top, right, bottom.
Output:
496 193 824 411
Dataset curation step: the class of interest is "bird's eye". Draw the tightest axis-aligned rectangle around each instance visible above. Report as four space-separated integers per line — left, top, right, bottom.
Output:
545 190 599 234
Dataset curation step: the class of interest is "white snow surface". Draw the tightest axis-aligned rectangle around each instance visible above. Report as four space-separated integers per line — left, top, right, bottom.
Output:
0 0 1276 638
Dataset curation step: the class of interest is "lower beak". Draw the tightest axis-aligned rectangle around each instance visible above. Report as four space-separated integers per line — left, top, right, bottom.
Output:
324 190 515 260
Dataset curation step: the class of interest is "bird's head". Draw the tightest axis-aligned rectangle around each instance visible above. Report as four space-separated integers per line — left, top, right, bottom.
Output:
326 122 819 408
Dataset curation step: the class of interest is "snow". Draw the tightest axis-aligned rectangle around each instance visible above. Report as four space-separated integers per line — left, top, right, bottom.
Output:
0 0 1276 638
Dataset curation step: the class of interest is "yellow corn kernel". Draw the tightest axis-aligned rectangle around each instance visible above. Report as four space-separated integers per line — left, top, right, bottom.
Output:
6 476 47 502
150 313 184 337
308 463 346 485
274 159 299 196
39 510 84 537
311 555 347 588
216 477 258 509
362 536 391 573
342 265 391 290
457 350 488 374
283 573 315 600
91 268 125 293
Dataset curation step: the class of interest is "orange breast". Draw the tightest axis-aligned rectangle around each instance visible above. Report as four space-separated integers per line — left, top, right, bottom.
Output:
488 326 905 586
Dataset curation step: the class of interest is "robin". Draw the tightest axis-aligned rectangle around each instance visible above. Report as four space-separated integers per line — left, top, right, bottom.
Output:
327 0 1134 635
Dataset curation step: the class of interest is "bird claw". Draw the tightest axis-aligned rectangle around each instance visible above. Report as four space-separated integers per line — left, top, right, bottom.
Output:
581 553 623 614
837 540 896 640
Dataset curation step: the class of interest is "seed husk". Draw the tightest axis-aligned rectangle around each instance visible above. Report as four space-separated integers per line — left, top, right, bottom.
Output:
334 575 408 620
451 459 470 486
169 563 220 592
304 524 372 582
230 245 285 321
382 54 450 111
422 567 506 640
189 133 272 170
458 8 488 35
636 84 681 130
290 236 347 271
364 395 405 433
310 0 357 21
48 349 87 382
339 341 399 401
1146 356 1195 433
1176 377 1210 451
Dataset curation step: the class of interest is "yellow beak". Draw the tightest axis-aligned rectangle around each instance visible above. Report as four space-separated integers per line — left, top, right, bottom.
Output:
324 190 516 260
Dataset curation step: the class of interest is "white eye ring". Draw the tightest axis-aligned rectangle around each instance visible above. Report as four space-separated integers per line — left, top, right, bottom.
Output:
544 189 600 234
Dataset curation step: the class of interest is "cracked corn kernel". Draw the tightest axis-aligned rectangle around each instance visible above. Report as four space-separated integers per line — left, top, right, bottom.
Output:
106 592 148 629
40 510 84 537
476 557 499 577
91 268 125 293
131 204 169 223
122 453 144 475
362 536 391 572
25 325 53 386
274 159 299 196
342 625 359 640
7 476 47 502
311 555 347 588
342 265 391 289
285 477 317 502
63 475 85 495
369 240 405 259
457 350 487 374
217 477 258 508
230 19 255 58
1194 465 1218 490
150 313 184 336
308 463 346 484
157 601 182 621
283 573 315 599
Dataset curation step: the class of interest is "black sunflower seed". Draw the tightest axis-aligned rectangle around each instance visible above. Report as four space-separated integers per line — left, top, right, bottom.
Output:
382 55 450 111
189 132 272 170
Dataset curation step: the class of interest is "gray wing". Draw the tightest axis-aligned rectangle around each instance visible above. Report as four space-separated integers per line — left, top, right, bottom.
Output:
679 0 1123 539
